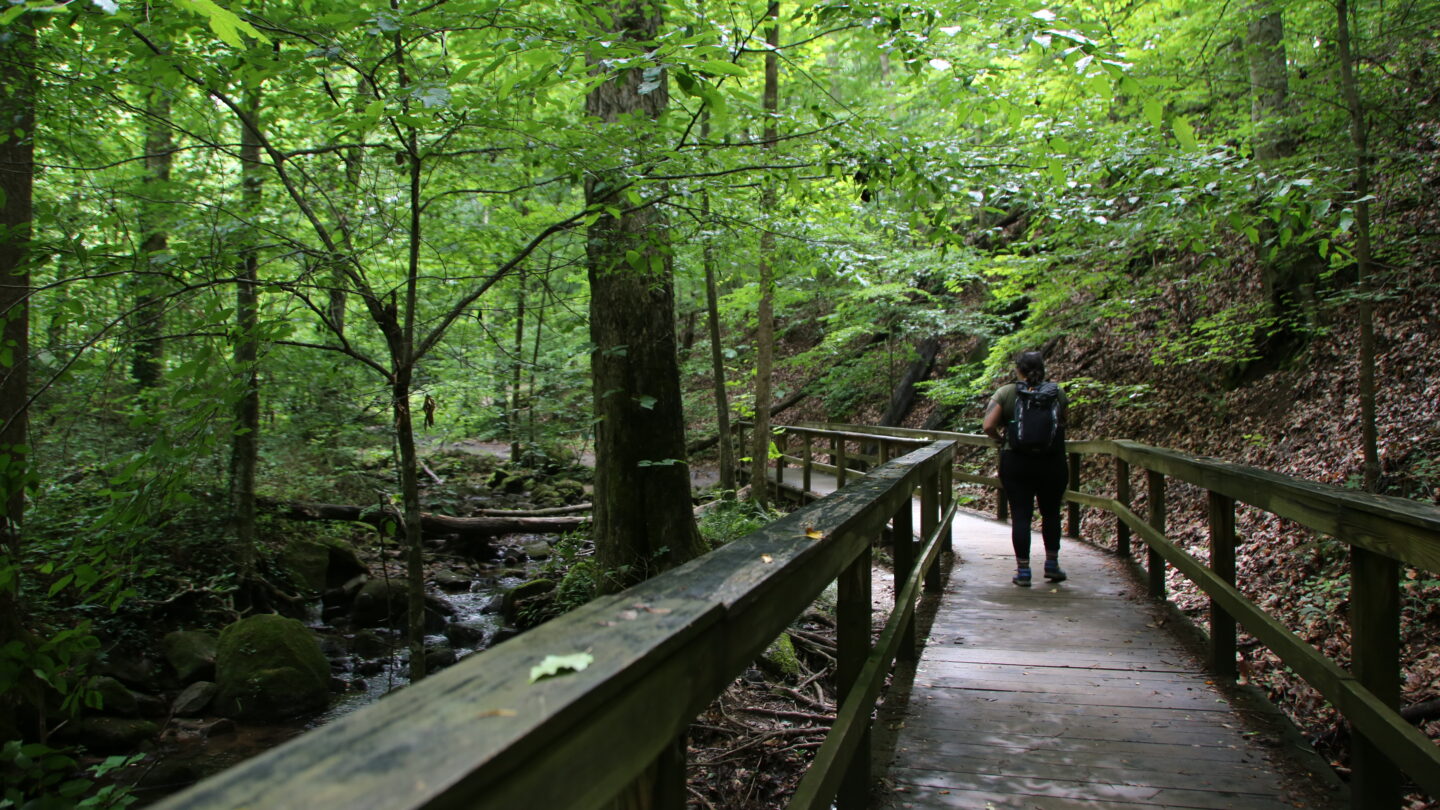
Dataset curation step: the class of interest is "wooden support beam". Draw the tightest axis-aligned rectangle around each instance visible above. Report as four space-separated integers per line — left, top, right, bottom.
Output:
1147 469 1166 599
802 433 813 494
1350 546 1400 810
1115 458 1131 557
836 544 871 810
1208 491 1237 680
922 472 941 593
892 500 916 662
835 437 848 488
1066 452 1081 539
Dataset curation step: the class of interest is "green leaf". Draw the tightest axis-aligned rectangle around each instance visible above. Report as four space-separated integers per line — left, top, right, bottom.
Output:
1142 99 1164 129
171 0 270 48
1172 117 1197 151
529 652 594 683
636 395 657 410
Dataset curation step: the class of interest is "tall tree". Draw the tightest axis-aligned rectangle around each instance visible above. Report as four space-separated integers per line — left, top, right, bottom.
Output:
0 12 35 740
585 0 704 591
130 85 174 388
1334 0 1380 493
230 91 262 593
749 0 779 505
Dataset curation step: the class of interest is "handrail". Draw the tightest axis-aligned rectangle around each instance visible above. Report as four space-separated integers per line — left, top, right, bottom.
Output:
781 421 1440 810
154 438 957 810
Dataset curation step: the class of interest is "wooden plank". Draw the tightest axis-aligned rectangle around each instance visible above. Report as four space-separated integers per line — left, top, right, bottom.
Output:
890 731 1278 765
895 745 1279 793
913 679 1234 712
1208 492 1237 679
888 768 1299 810
1349 546 1400 810
1147 469 1166 598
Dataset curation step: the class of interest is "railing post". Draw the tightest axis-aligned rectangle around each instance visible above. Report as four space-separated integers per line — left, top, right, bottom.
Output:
1146 469 1166 599
1066 451 1081 539
940 458 954 554
879 438 891 465
892 498 917 662
995 446 1008 521
835 436 848 488
922 469 941 593
1115 457 1131 557
802 432 813 494
1207 492 1237 680
608 731 687 810
1350 546 1400 810
836 539 872 810
775 430 786 488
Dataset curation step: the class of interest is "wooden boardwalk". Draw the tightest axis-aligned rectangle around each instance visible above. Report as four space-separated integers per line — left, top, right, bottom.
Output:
773 466 1339 810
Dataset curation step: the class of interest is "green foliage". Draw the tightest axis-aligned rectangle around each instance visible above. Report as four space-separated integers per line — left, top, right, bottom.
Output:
0 742 141 810
696 499 782 548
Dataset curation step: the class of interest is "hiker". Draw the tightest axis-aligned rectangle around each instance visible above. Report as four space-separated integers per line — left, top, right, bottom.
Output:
982 350 1069 587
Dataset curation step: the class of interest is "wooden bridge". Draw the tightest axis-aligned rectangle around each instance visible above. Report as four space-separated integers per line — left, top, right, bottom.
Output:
154 424 1440 810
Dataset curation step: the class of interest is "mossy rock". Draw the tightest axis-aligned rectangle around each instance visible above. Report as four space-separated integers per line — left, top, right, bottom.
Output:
280 537 369 594
163 630 218 684
215 615 330 721
89 676 139 717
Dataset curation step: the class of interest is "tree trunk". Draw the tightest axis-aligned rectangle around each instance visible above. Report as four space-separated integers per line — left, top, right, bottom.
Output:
879 337 940 426
393 10 429 680
132 87 173 388
585 0 704 592
511 271 526 462
749 1 779 506
1334 0 1381 492
1246 2 1293 164
230 93 262 588
700 112 735 492
0 13 36 740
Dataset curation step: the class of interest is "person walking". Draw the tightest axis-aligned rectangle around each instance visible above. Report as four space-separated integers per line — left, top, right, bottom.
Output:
982 351 1069 587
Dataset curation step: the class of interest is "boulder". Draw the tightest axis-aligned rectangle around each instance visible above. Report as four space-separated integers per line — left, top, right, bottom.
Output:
433 569 472 592
521 541 552 561
444 620 491 649
351 579 451 632
163 630 218 684
76 717 160 753
349 629 393 659
280 538 369 594
215 615 330 721
102 654 158 691
422 645 457 673
501 579 555 623
172 681 219 717
90 676 139 718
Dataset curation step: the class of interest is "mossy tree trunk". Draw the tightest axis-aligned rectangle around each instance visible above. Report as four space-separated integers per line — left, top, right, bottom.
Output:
749 1 779 506
585 0 704 591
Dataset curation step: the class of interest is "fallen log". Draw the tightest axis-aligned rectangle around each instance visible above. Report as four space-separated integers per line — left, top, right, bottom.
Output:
271 500 588 539
476 503 592 517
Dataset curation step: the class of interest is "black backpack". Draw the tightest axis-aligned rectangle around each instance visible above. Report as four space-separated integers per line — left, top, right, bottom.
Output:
1007 381 1062 454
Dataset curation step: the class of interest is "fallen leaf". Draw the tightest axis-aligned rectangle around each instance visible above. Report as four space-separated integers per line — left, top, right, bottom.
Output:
477 709 517 718
618 610 639 621
529 652 594 683
761 553 773 563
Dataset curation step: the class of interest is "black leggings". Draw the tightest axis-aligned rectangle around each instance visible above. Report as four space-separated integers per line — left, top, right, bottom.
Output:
999 450 1069 563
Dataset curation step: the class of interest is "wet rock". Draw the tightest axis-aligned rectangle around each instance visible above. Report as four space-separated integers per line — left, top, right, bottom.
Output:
134 759 199 793
350 629 393 658
422 645 457 673
433 570 472 592
172 681 219 717
355 660 385 676
479 594 505 615
135 693 169 719
352 581 452 632
521 541 552 561
215 615 330 721
281 538 369 594
444 620 490 648
90 676 139 717
163 630 218 684
490 626 521 646
501 579 555 623
76 717 160 753
103 654 158 691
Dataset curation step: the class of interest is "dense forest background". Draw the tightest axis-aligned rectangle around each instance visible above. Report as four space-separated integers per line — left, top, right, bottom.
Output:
1 0 1438 805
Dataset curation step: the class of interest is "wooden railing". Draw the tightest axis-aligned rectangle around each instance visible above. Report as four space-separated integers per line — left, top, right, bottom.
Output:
153 429 957 810
787 422 1440 810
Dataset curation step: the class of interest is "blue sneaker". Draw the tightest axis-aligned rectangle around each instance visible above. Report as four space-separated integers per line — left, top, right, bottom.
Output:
1044 560 1067 583
1013 566 1031 587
